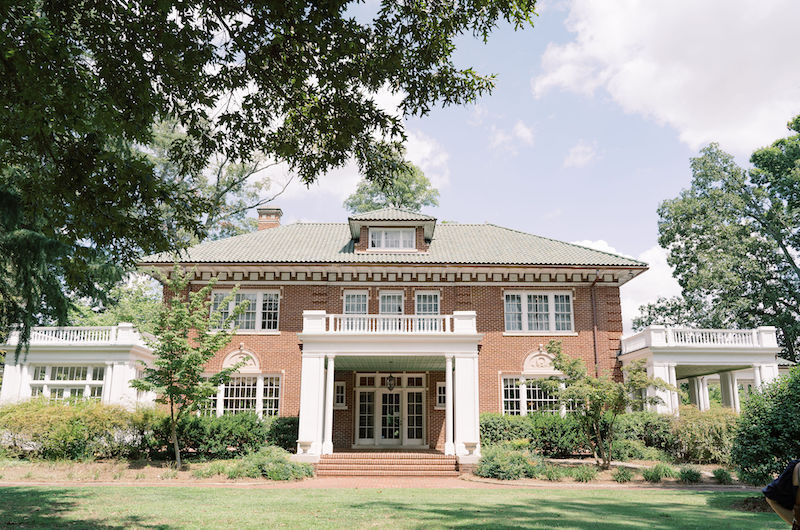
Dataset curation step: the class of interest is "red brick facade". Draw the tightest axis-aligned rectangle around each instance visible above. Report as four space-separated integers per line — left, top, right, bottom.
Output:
185 280 624 450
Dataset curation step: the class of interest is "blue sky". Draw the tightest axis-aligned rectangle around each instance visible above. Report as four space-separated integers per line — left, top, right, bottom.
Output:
263 0 800 332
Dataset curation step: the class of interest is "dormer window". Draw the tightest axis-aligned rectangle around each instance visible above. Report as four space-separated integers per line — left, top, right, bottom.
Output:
368 228 415 250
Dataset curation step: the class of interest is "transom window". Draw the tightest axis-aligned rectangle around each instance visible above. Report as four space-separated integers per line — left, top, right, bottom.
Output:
211 291 280 332
504 292 574 333
368 228 415 250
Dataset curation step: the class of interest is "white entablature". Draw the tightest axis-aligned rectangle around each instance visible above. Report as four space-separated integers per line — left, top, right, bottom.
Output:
620 325 782 414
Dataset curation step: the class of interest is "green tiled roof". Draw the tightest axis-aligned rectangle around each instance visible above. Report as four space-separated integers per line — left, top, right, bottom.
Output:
348 208 436 221
141 222 647 268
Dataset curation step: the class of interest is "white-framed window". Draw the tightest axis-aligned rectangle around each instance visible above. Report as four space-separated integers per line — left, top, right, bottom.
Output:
502 377 521 415
415 291 440 331
343 290 368 314
209 374 281 418
29 365 105 402
262 376 281 417
503 292 574 333
368 228 415 250
333 381 346 409
379 291 404 314
435 382 446 410
211 291 281 332
502 376 572 415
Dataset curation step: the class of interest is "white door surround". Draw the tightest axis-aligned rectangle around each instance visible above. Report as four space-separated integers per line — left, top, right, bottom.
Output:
295 310 482 463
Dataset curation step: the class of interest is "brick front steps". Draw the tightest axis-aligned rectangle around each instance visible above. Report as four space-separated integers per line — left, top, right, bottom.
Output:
316 451 460 477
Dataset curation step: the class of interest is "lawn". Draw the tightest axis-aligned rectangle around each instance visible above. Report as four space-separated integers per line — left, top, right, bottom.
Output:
0 486 782 529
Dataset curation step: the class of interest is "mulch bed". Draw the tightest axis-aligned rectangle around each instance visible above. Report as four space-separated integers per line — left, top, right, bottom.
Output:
730 495 772 512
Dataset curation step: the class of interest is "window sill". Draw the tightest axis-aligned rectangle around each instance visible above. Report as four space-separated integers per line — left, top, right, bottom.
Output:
502 331 578 337
333 406 348 411
434 406 445 411
222 330 281 336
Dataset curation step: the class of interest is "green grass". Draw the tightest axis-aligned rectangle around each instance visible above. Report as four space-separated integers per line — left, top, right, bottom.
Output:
0 486 783 529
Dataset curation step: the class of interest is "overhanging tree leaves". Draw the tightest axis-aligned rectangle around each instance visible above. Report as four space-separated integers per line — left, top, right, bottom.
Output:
657 116 800 359
537 341 670 469
130 265 246 468
1 1 538 348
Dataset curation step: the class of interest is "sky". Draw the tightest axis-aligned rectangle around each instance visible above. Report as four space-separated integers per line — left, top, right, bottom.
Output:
257 0 800 334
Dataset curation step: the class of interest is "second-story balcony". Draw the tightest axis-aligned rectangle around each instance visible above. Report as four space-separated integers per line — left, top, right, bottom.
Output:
300 310 478 336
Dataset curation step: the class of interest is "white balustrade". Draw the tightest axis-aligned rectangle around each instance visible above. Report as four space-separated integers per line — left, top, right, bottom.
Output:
325 314 455 334
5 323 144 346
622 325 778 353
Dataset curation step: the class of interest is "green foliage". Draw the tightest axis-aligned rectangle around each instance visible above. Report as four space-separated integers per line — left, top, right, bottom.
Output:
570 465 598 482
0 399 134 460
264 416 300 452
474 445 541 480
1 0 537 348
615 411 675 452
543 340 672 469
130 265 247 467
612 467 635 483
657 117 800 358
175 414 269 459
712 468 734 485
344 161 439 213
641 467 662 483
543 464 565 481
197 447 313 481
732 365 800 484
632 296 710 332
479 412 586 457
678 465 702 484
612 439 671 462
671 406 737 464
653 463 679 479
69 277 162 335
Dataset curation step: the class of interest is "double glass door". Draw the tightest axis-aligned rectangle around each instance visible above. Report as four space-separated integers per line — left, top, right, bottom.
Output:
355 375 425 447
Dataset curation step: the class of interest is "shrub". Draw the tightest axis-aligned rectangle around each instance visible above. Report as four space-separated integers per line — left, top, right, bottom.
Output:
543 464 565 481
612 439 671 462
474 446 539 480
712 468 733 485
202 447 313 481
732 366 800 485
265 416 299 451
615 411 675 452
0 399 135 460
612 467 634 483
527 413 586 458
479 413 533 446
642 467 663 483
570 464 598 482
678 465 702 484
671 406 737 464
479 412 586 457
653 463 678 479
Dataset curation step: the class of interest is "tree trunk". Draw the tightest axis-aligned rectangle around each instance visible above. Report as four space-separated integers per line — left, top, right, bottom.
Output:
170 400 182 469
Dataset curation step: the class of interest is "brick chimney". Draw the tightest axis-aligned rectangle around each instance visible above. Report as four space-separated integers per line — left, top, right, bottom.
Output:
257 207 283 230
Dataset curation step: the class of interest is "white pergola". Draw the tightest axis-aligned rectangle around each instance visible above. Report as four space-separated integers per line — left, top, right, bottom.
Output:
620 325 782 414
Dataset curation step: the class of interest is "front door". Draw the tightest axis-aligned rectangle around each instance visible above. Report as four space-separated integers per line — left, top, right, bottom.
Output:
380 392 402 445
354 373 427 447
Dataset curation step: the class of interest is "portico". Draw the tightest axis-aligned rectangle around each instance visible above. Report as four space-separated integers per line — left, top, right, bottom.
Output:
295 310 482 463
620 325 783 414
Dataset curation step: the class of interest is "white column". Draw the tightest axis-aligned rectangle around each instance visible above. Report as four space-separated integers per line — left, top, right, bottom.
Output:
0 361 22 404
518 379 528 416
752 364 762 390
255 375 265 417
649 363 673 414
454 355 480 457
101 362 114 404
732 372 741 413
444 355 454 456
719 372 735 410
668 364 679 414
215 383 224 418
296 354 326 457
699 377 709 411
322 355 335 455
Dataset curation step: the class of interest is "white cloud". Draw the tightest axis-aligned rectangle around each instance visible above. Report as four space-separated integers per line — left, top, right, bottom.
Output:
532 0 800 155
405 130 451 189
489 120 536 153
572 240 682 333
563 139 598 168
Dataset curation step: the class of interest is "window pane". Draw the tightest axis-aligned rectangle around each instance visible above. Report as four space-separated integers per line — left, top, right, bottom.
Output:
33 366 46 381
369 230 381 248
526 382 560 414
384 230 401 248
92 367 105 381
504 294 523 331
344 293 368 314
261 292 280 330
51 366 88 381
89 386 103 400
234 293 257 330
502 378 521 415
211 293 229 327
31 386 43 397
437 383 447 407
262 376 280 417
554 294 573 331
416 293 439 315
401 229 415 249
527 294 550 331
380 294 403 314
223 377 258 414
358 392 374 439
334 383 346 406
